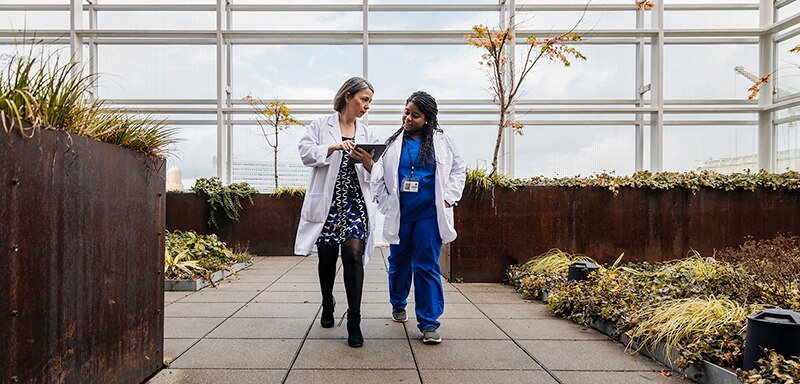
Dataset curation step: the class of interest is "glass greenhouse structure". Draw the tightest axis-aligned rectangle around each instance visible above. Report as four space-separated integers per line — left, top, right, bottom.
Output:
1 0 798 191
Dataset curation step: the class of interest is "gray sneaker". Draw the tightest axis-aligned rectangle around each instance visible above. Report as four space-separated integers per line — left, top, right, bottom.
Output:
422 327 442 345
391 308 408 323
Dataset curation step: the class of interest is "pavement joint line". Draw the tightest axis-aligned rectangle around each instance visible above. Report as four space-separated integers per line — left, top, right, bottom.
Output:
164 256 307 367
455 285 566 384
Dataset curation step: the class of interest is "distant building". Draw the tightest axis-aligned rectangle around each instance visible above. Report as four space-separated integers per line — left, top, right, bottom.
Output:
698 148 800 173
231 158 309 192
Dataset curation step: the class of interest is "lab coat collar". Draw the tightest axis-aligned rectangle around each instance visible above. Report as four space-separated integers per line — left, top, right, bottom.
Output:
327 112 365 143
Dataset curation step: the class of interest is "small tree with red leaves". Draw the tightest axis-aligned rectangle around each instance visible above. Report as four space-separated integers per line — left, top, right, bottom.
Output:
465 24 586 176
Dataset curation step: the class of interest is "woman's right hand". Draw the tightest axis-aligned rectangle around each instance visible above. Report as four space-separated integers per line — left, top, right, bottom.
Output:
327 141 356 157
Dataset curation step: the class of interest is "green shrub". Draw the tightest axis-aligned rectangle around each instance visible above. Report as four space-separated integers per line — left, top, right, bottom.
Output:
191 177 258 228
164 230 253 281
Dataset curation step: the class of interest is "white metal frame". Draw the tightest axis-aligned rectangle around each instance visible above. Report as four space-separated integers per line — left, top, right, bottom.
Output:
1 1 798 176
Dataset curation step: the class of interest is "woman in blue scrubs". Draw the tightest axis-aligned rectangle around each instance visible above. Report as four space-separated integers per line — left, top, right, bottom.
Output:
371 91 466 344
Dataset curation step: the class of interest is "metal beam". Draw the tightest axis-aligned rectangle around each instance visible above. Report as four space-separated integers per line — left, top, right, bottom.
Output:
759 0 776 172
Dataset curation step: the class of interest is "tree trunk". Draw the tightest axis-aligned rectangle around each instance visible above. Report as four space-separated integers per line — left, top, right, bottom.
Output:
274 122 279 192
491 111 506 176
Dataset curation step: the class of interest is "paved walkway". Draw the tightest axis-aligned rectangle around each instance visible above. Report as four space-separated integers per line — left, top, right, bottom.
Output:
149 247 689 384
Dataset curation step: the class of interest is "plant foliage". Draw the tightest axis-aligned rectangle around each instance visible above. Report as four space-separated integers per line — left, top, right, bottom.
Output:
0 42 177 157
468 170 800 195
165 230 253 281
191 177 258 229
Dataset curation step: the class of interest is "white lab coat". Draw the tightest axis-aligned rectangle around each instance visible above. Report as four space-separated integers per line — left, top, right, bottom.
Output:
294 112 380 265
371 130 466 244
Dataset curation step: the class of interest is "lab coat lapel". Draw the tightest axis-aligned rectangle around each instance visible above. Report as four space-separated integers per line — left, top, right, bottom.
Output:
327 113 342 144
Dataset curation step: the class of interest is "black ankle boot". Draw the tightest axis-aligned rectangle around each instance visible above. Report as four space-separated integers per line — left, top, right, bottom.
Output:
346 310 363 348
320 297 335 328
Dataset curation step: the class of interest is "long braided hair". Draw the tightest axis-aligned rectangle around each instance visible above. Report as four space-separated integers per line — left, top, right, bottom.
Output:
385 91 443 165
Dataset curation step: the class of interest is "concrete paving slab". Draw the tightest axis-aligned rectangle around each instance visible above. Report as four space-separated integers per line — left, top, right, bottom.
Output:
253 291 322 303
452 283 518 293
308 318 407 339
474 303 556 319
276 274 323 283
408 318 508 340
164 317 225 339
518 340 662 371
294 339 416 369
285 369 420 384
494 319 609 340
207 317 313 339
411 340 542 370
267 282 324 292
419 370 556 384
148 369 286 384
163 339 197 364
358 303 396 319
233 302 320 318
165 302 245 318
205 281 270 292
169 339 301 369
164 292 191 304
555 371 690 383
177 291 259 303
360 291 392 303
233 274 283 283
460 290 532 304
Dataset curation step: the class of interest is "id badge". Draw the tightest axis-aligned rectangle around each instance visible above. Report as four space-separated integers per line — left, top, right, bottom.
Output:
401 176 420 193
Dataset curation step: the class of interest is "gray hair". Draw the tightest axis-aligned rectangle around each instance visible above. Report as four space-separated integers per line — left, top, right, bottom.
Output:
333 77 374 112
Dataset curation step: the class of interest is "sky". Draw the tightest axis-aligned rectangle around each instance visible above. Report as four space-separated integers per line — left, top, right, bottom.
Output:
1 0 799 188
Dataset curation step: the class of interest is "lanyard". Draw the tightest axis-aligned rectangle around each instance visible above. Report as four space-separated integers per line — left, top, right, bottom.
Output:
404 136 422 177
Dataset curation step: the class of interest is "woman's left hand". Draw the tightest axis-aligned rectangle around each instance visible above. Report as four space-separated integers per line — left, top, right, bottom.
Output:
350 148 375 172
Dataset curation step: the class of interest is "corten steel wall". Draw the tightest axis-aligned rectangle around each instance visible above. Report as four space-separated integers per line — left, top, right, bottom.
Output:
0 127 165 383
450 186 800 283
166 193 303 256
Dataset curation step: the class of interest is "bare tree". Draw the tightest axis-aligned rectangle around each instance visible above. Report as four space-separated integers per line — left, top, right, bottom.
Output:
244 95 301 191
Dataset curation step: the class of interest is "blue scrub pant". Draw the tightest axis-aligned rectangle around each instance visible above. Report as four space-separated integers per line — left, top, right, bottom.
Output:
388 215 444 332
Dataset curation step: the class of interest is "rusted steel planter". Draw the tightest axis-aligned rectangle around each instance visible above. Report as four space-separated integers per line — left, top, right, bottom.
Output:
166 192 302 256
450 186 800 283
1 127 165 383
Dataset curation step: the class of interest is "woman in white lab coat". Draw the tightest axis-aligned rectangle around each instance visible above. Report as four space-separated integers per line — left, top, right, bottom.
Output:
294 77 379 348
371 91 466 345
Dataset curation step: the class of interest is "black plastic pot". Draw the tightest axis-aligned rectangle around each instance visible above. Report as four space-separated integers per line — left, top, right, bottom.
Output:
567 261 600 281
742 309 800 370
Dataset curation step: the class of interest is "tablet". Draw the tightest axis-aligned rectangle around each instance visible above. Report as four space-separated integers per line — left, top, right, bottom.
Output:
350 143 387 163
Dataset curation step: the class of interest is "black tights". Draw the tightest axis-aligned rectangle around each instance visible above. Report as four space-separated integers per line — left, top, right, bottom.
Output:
317 238 364 315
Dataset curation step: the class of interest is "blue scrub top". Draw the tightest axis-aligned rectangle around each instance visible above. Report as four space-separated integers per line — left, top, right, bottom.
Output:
398 134 437 222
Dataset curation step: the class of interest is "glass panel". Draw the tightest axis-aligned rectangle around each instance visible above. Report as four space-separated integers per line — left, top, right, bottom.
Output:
96 45 216 99
166 125 217 190
776 121 800 171
664 10 758 29
777 0 800 22
516 11 635 30
775 33 800 100
232 11 361 30
231 123 309 192
515 125 635 177
231 44 362 100
663 125 758 173
664 44 758 100
369 45 488 100
516 44 636 100
96 11 215 30
369 11 498 30
0 11 69 29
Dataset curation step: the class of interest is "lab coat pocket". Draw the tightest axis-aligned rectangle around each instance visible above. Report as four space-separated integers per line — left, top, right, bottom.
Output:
301 193 328 223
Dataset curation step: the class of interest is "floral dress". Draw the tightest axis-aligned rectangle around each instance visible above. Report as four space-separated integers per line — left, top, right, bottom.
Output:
316 137 369 245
